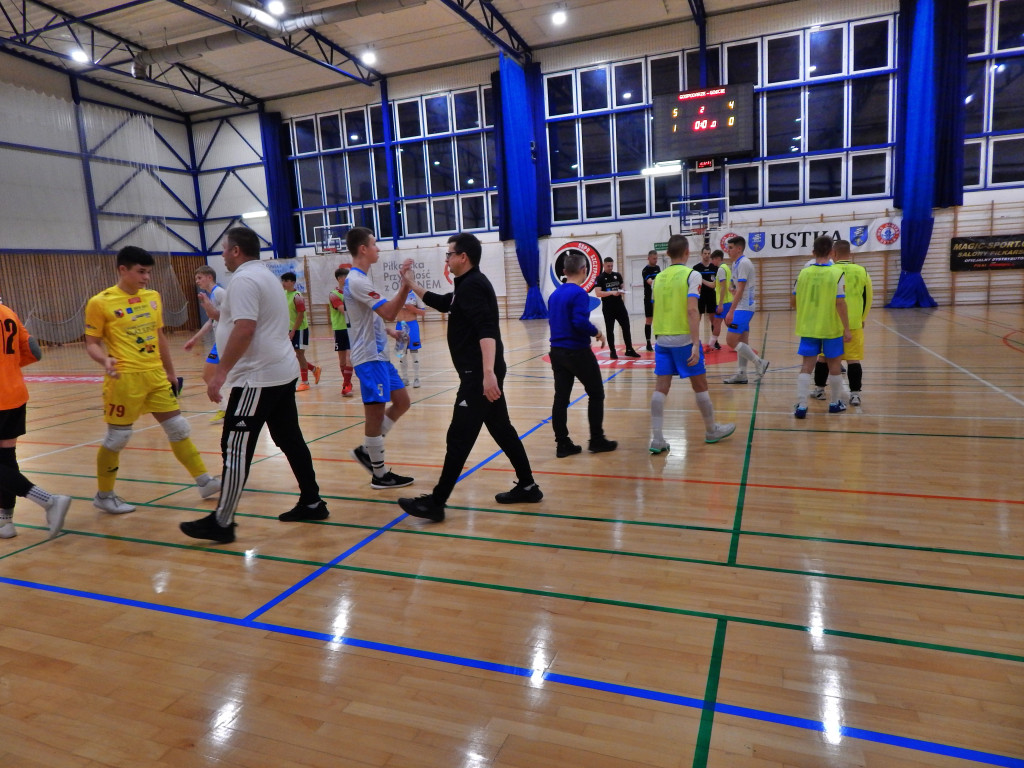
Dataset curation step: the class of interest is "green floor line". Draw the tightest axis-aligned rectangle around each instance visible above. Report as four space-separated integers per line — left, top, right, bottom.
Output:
692 619 728 768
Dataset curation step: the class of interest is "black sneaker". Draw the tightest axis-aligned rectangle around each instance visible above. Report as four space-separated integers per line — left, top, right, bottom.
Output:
350 446 373 475
278 500 330 522
588 437 618 453
371 471 414 489
713 341 721 350
645 343 653 351
399 494 445 522
495 482 543 504
608 351 618 360
180 513 235 543
624 348 641 358
556 441 582 458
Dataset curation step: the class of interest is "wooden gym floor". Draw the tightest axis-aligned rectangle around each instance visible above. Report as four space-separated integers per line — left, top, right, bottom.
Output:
1 305 1022 768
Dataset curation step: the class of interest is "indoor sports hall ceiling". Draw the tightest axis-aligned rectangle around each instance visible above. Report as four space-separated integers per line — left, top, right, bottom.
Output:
0 0 796 114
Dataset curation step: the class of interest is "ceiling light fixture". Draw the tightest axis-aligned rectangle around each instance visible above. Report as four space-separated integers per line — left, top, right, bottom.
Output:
241 209 268 220
361 49 377 66
267 0 285 15
641 162 681 177
70 49 90 63
552 7 567 26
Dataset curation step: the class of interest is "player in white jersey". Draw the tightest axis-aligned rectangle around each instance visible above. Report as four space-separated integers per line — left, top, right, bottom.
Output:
722 235 770 384
343 227 416 489
184 265 227 421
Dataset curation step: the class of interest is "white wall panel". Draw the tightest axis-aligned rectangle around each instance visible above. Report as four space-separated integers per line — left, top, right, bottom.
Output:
0 149 91 250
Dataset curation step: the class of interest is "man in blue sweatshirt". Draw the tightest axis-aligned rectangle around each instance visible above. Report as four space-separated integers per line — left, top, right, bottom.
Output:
547 252 618 458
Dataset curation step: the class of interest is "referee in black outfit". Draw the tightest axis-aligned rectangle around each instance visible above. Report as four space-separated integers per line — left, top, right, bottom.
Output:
398 232 542 522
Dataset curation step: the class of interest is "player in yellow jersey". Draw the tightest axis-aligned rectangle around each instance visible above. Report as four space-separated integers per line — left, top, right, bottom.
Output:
281 272 321 391
84 246 221 514
648 234 735 453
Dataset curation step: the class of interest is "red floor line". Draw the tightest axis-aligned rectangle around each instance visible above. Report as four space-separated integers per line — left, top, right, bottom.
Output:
1003 330 1024 354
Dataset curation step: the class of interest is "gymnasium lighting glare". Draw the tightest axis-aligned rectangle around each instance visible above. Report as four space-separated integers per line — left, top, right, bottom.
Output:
70 49 90 63
241 210 268 220
362 50 377 65
552 9 567 25
641 162 681 177
267 0 285 15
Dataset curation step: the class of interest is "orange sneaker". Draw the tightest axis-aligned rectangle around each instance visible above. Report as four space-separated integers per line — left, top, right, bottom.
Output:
342 382 353 397
312 364 322 384
296 382 310 392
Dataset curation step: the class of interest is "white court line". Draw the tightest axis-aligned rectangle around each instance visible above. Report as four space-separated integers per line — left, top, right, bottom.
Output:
875 319 1024 409
20 412 211 463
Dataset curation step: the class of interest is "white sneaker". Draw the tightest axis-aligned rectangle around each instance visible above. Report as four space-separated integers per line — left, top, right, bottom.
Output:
811 387 827 400
413 378 421 388
93 493 135 514
705 423 736 444
198 476 221 499
649 439 670 454
850 393 862 406
722 372 749 384
45 495 71 539
0 522 16 539
755 359 770 380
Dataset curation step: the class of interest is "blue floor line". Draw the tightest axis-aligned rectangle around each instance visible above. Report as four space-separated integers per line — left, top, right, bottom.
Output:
2 573 1019 767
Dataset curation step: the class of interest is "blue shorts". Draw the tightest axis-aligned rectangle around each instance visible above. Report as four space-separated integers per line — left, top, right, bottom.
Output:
654 343 706 379
205 343 219 364
798 336 845 359
334 329 350 352
355 360 405 403
399 320 421 351
715 302 732 320
727 309 754 334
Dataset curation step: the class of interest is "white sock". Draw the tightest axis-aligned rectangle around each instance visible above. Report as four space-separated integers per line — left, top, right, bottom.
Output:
650 391 666 443
828 373 849 404
381 415 395 437
400 355 409 380
365 435 387 478
411 351 420 378
0 508 12 524
736 342 761 366
797 372 811 406
26 486 52 508
694 390 715 432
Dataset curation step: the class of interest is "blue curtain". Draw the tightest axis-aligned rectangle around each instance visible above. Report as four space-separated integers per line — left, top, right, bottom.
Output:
890 0 966 307
498 53 547 319
259 111 296 259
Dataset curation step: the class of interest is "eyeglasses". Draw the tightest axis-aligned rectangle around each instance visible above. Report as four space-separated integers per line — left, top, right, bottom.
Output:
445 251 459 258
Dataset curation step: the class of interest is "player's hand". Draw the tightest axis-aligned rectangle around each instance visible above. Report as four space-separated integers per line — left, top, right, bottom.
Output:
482 371 501 402
183 339 195 351
725 310 734 325
687 348 700 366
594 331 606 349
844 330 852 342
207 370 226 404
104 357 120 379
288 330 295 340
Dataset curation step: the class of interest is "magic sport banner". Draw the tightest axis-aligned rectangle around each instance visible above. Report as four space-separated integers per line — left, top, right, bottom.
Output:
714 217 903 258
541 234 619 317
949 235 1024 272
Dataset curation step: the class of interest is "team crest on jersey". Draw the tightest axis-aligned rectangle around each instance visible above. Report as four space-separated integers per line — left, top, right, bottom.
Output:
126 308 133 314
368 291 381 299
114 309 124 318
875 222 900 246
850 226 869 247
128 296 141 304
748 232 766 252
150 301 158 310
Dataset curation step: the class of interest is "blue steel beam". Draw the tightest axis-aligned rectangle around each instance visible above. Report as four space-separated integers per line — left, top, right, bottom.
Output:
0 0 261 107
435 0 532 63
160 0 382 86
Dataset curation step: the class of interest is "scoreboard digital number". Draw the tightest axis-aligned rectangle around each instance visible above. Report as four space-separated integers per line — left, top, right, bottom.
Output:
652 84 755 163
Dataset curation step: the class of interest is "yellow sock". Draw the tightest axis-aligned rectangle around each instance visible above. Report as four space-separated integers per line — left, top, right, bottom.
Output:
170 438 207 479
96 446 120 493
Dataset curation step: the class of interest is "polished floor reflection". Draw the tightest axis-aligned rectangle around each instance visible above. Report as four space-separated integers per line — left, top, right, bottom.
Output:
1 305 1022 768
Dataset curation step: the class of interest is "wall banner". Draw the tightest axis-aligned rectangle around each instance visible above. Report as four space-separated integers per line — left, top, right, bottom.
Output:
541 234 619 316
949 235 1024 272
713 217 903 258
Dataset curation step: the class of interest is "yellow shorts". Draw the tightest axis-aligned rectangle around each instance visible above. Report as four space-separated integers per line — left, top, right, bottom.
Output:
843 328 865 361
103 368 178 425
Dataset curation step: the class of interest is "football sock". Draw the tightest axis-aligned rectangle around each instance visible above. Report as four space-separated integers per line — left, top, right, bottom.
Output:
26 486 53 508
650 390 666 443
170 438 207 478
797 372 812 406
694 390 715 431
847 362 863 391
96 445 120 493
814 360 829 387
365 435 386 478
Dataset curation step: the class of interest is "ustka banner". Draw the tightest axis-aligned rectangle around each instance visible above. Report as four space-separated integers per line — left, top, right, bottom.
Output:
711 217 903 258
541 234 619 318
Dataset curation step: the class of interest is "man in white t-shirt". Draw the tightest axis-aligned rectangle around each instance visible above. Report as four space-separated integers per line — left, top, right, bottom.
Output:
343 227 415 490
722 235 770 384
179 227 328 543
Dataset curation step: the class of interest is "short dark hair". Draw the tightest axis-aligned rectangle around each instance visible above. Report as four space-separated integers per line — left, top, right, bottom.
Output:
195 265 216 279
448 232 482 266
727 235 745 249
603 257 614 264
225 226 259 259
812 235 834 257
346 226 375 255
116 245 154 269
647 250 658 257
666 234 689 260
833 239 851 258
562 252 587 275
701 246 711 253
281 272 297 282
334 267 349 279
711 249 724 261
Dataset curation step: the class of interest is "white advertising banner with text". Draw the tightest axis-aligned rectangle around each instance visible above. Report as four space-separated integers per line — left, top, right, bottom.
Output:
711 217 903 258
